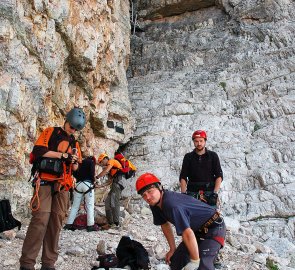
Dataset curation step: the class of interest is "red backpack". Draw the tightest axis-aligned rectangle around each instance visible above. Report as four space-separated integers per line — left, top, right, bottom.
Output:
114 153 137 179
73 214 87 230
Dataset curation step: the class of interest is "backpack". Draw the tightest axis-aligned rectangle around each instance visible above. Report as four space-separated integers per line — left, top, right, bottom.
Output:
92 254 118 270
114 153 137 179
0 199 22 233
116 236 150 270
72 214 87 230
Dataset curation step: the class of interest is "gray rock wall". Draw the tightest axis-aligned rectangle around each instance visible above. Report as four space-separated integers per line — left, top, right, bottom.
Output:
127 0 295 265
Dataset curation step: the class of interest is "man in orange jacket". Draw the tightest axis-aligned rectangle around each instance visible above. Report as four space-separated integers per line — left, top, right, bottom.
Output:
19 107 86 270
96 153 123 227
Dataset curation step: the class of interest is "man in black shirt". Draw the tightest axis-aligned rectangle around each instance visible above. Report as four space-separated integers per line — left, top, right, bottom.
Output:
136 173 226 270
179 130 223 207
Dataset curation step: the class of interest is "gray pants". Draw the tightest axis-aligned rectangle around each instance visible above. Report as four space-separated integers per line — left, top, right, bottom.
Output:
170 220 226 270
67 180 95 226
105 177 122 224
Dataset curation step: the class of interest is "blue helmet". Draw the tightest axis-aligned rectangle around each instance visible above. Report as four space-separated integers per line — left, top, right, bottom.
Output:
66 108 86 131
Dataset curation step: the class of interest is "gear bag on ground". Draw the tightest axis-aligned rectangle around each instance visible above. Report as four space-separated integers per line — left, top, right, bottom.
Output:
0 199 21 233
116 235 150 269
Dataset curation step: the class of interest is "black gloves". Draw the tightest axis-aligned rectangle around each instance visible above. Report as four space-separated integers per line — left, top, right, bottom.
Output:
208 192 218 206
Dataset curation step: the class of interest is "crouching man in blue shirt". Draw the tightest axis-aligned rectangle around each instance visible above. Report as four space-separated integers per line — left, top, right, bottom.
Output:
135 173 226 270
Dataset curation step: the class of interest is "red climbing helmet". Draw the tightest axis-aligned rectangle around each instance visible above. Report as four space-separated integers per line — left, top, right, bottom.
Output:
136 173 161 195
192 130 207 140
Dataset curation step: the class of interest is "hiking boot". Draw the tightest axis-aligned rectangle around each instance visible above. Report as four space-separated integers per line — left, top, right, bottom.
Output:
214 256 223 269
63 224 76 231
214 262 222 269
101 223 112 230
40 267 56 270
87 224 101 232
112 222 120 229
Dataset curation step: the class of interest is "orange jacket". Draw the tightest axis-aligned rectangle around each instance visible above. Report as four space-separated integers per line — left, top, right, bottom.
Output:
32 127 81 180
107 159 123 177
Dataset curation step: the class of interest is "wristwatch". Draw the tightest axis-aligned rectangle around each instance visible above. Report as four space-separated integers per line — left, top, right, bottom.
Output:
61 153 68 159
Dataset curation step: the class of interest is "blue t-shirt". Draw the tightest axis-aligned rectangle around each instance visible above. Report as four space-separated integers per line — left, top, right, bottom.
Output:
150 190 216 235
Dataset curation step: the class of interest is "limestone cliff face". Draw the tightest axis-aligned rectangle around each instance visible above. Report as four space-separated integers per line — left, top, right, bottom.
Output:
1 0 295 265
0 0 132 214
127 0 295 264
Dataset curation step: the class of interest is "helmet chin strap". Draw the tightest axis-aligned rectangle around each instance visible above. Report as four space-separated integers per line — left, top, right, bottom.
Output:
155 189 163 206
63 121 67 130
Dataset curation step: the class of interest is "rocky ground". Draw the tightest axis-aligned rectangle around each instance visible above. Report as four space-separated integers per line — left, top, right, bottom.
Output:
1 202 291 270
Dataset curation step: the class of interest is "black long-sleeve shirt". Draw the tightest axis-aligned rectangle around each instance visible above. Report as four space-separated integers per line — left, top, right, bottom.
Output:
179 148 223 188
73 157 95 183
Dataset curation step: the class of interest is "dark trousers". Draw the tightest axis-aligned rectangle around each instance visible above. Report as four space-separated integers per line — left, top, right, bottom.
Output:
105 182 122 224
170 220 226 270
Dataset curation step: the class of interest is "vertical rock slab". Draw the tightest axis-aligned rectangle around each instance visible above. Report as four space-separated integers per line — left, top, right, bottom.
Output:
0 0 132 214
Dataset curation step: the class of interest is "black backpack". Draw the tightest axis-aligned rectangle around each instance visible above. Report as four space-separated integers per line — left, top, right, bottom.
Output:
0 199 22 233
116 236 150 270
92 254 118 270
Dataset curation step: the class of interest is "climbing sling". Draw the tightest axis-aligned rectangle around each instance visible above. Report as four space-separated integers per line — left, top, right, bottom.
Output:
196 211 225 247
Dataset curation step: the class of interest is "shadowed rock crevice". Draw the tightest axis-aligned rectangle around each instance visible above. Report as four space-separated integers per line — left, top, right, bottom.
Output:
143 0 216 20
89 111 106 138
55 21 94 99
